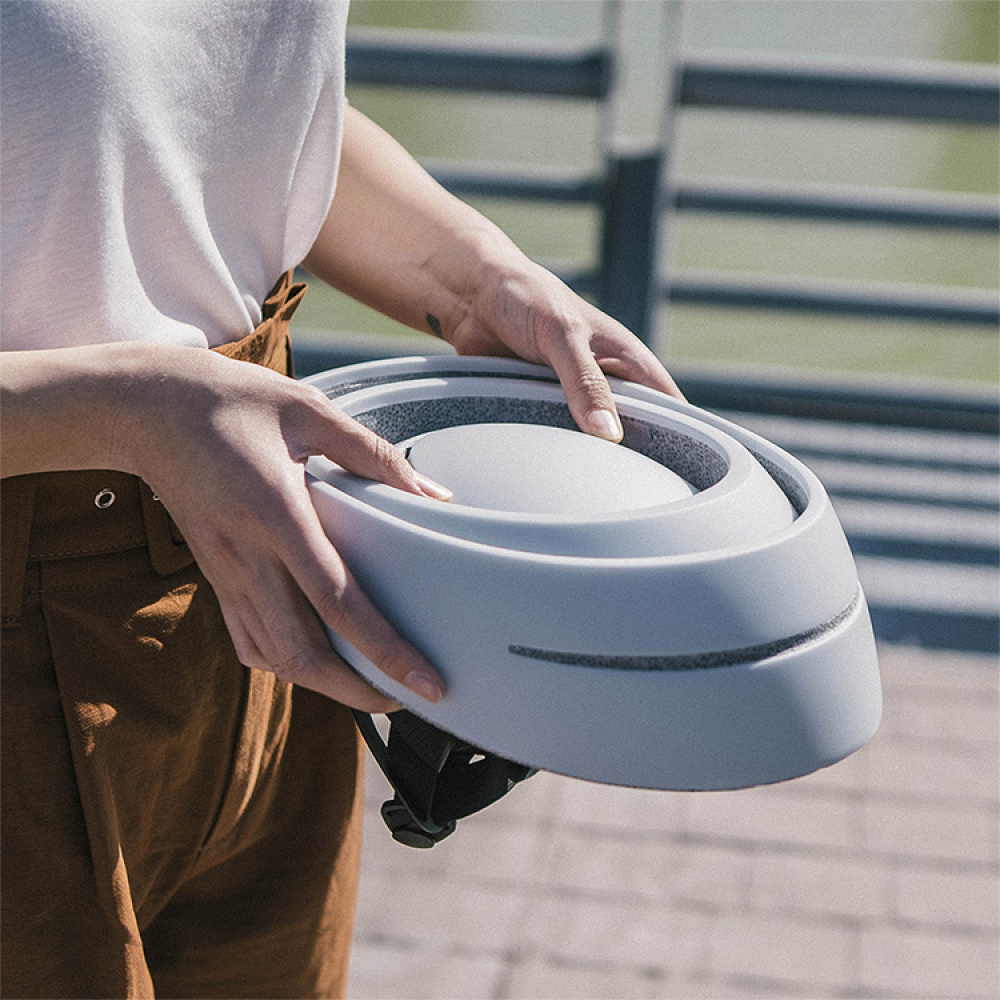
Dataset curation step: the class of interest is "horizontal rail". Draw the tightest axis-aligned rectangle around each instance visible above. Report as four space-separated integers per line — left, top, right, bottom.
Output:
673 180 1000 232
346 33 997 121
424 160 604 203
346 28 611 97
827 486 997 512
681 370 999 433
867 605 998 653
666 271 1000 326
848 534 998 567
678 52 1000 124
423 164 1000 234
786 448 997 476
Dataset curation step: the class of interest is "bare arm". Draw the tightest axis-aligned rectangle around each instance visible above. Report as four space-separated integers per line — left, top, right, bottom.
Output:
303 106 683 442
1 342 446 711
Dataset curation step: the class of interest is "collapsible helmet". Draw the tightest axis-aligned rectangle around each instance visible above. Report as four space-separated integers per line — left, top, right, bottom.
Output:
304 357 882 844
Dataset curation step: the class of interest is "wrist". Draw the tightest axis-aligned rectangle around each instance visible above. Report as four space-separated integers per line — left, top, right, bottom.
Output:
423 224 533 338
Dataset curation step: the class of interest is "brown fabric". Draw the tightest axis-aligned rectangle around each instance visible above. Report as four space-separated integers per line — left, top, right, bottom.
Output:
0 475 36 626
213 269 303 374
1 273 365 999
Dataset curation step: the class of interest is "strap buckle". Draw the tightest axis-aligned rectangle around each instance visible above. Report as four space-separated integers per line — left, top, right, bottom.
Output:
353 710 536 848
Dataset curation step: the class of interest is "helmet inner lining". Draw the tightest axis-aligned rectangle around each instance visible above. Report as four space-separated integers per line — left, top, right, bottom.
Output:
353 397 728 492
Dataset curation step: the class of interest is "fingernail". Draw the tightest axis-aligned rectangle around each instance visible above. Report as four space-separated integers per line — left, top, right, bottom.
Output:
404 671 445 703
414 472 453 502
585 409 623 442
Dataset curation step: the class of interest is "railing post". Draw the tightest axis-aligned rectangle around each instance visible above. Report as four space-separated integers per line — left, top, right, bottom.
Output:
597 148 664 346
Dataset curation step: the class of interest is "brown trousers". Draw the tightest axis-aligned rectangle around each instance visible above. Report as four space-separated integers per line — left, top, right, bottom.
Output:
1 274 364 999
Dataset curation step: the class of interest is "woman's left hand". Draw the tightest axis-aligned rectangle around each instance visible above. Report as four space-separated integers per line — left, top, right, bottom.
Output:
304 106 684 443
438 253 684 442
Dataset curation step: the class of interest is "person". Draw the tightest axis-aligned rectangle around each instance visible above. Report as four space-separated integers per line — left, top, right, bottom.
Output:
0 1 682 996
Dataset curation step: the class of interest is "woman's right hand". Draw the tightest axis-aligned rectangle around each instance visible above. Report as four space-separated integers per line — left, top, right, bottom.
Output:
2 342 449 713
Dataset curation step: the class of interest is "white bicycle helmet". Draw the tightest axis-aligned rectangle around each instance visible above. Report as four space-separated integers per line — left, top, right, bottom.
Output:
304 356 882 842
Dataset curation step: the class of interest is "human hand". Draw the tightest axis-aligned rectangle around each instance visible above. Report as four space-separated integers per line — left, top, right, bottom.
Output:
302 107 681 442
115 345 450 713
430 255 684 442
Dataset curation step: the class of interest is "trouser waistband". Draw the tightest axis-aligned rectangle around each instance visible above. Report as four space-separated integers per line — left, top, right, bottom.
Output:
1 271 306 626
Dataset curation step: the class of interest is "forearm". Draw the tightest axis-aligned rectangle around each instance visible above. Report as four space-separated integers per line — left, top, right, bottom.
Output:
0 342 164 479
302 105 526 339
1 339 447 708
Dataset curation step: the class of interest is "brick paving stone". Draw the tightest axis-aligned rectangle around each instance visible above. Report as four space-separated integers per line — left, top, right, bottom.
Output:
877 646 998 694
557 777 690 836
669 844 755 912
862 796 998 865
390 820 545 888
707 913 855 988
883 697 997 750
354 870 526 954
860 925 1000 999
538 835 756 913
893 867 1000 931
683 785 863 853
662 973 835 999
864 738 999 804
750 852 889 921
538 830 678 901
502 955 668 1000
348 942 506 1000
518 894 710 975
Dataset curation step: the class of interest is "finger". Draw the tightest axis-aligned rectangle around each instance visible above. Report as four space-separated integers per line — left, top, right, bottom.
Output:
197 521 406 712
217 601 266 669
592 335 687 402
227 560 405 713
282 499 447 704
268 616 404 715
543 333 624 442
301 548 446 705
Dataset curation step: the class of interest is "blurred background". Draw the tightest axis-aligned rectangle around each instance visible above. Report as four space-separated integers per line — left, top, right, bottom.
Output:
288 2 998 998
296 0 998 387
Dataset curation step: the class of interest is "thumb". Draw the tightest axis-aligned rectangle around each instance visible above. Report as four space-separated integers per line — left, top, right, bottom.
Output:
292 389 453 499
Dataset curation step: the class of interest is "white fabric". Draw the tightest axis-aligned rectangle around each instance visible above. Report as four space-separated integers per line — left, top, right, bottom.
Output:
1 0 348 350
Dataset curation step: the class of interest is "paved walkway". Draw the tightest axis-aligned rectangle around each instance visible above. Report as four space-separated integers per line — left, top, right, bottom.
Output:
347 643 998 1000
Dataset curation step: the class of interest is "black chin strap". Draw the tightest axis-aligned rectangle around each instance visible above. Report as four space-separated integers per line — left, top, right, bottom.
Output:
353 710 537 848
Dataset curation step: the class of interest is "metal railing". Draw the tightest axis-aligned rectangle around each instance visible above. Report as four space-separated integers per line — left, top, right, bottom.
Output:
661 50 1000 331
655 20 998 653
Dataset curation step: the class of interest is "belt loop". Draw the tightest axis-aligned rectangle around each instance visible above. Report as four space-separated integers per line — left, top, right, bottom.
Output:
1 475 38 627
260 268 307 326
140 484 195 577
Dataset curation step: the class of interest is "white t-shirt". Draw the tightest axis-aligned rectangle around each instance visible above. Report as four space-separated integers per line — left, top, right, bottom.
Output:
1 0 348 350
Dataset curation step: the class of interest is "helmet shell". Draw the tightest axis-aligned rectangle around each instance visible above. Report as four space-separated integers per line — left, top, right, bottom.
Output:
305 356 882 790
